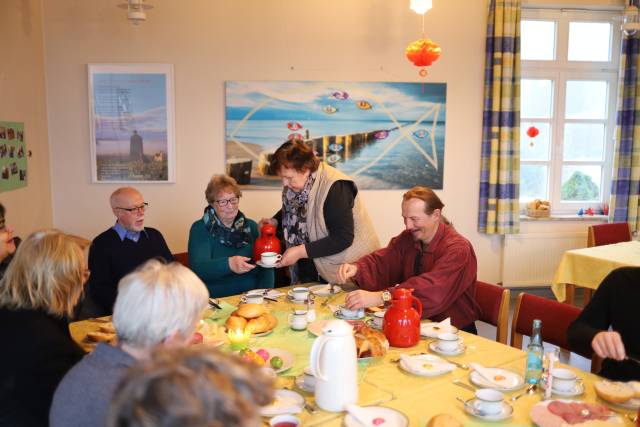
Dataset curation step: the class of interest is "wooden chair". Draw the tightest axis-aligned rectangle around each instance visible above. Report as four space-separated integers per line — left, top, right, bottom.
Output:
172 252 190 268
474 281 510 344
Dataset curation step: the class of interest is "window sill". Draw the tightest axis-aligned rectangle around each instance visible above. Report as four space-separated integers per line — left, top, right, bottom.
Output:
520 214 608 222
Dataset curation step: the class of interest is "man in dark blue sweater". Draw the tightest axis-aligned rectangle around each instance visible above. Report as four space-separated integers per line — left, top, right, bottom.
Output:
81 187 173 318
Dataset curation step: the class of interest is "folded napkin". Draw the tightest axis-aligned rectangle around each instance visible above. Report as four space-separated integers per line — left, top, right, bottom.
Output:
346 404 379 426
260 392 303 416
400 354 455 375
438 317 451 327
469 362 502 388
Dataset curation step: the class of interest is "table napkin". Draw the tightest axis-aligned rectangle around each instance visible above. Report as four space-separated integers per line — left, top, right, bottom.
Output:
469 362 502 388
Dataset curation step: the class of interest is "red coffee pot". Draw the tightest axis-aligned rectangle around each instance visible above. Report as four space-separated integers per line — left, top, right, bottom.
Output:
383 288 423 347
253 224 281 261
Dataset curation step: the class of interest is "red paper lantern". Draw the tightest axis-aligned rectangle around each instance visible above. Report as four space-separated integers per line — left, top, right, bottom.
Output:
405 38 441 75
526 126 539 138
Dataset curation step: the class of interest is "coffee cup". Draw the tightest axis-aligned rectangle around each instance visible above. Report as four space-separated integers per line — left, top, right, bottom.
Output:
261 252 282 266
269 414 301 427
372 311 386 328
474 388 504 415
339 305 364 319
436 332 461 352
244 294 264 304
288 310 308 330
551 368 577 392
291 287 309 301
302 366 316 389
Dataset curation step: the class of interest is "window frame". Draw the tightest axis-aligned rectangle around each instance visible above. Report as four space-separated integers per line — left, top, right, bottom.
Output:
520 8 620 214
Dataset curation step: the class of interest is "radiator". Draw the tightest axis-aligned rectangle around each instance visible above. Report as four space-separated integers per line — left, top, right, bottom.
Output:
502 232 587 287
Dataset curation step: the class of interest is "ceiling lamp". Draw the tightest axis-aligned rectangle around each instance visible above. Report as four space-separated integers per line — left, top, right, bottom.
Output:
409 0 433 15
117 0 154 26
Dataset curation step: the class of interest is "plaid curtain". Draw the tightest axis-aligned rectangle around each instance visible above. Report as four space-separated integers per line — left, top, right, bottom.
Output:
611 12 640 232
478 0 521 235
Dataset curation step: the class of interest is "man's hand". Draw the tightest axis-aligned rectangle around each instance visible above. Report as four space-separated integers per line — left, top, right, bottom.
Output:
258 218 277 229
592 331 626 361
278 245 307 267
345 290 383 310
337 263 358 284
228 256 255 274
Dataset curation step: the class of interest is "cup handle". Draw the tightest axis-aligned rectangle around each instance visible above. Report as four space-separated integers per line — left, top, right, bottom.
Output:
275 254 282 262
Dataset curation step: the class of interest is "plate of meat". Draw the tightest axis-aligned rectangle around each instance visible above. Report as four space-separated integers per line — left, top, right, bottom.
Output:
530 400 623 426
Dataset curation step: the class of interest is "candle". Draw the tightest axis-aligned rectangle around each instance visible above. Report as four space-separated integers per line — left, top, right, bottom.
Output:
227 327 252 350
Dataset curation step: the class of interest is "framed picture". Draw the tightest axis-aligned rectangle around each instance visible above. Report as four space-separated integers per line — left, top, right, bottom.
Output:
0 121 27 192
225 81 447 190
88 64 175 183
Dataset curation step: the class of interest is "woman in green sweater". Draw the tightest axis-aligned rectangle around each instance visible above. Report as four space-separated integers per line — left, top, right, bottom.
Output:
188 175 273 297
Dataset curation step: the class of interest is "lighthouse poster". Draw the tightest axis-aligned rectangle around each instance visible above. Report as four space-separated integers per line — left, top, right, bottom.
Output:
225 81 447 190
88 64 175 183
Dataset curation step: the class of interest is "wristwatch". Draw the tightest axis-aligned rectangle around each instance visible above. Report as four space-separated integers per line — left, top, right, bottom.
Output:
381 290 392 303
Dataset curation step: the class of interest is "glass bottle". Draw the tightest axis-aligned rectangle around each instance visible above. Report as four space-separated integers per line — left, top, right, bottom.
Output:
525 319 543 384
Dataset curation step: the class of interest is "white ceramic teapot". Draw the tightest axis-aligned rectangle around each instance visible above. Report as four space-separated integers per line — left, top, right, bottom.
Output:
309 319 358 412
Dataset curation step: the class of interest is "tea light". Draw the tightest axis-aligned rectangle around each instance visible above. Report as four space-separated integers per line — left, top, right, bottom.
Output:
227 328 252 350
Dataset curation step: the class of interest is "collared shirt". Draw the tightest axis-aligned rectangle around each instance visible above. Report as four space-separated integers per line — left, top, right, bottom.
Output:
112 222 147 243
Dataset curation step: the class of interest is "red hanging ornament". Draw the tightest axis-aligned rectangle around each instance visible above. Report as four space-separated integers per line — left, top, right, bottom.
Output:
405 38 441 77
526 126 539 147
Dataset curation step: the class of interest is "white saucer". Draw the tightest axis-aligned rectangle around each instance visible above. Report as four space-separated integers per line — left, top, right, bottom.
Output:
334 305 365 320
344 406 409 427
260 389 304 417
294 375 314 393
463 398 513 421
256 261 277 268
399 354 456 377
469 367 525 391
428 341 466 356
365 318 383 330
540 381 585 397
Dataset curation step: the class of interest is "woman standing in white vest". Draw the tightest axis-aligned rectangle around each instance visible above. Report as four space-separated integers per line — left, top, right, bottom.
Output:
260 141 380 284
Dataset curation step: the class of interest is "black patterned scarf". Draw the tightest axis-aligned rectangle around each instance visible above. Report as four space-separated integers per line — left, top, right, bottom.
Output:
203 205 251 248
282 171 316 282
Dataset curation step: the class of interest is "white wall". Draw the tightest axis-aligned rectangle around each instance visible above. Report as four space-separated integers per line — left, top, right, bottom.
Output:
0 0 53 236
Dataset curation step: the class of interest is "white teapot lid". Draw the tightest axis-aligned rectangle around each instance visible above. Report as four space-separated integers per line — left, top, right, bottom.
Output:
321 319 353 336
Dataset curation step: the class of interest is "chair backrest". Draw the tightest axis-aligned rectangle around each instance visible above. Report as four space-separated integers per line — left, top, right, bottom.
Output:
173 252 190 268
474 281 510 344
587 222 632 247
510 292 581 351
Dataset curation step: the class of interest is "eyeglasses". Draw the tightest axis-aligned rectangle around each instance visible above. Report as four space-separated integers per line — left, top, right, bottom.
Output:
215 197 240 207
116 203 149 214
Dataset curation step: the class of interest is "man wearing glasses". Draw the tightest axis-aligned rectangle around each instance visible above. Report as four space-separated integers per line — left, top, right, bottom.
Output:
80 187 173 318
0 203 19 279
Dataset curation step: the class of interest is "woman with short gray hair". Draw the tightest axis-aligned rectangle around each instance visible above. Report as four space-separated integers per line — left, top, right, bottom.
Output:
50 260 208 427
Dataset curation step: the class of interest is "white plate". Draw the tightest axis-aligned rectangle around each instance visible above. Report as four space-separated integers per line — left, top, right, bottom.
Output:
334 305 365 320
260 389 304 417
251 347 294 374
309 284 342 297
463 398 513 421
420 322 458 338
540 381 585 397
530 399 624 426
469 368 525 391
399 354 456 377
428 341 466 356
294 375 314 393
343 406 409 427
308 319 331 337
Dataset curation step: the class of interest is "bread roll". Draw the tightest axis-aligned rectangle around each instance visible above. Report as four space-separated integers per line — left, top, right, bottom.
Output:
246 314 271 334
426 414 462 427
236 303 267 319
264 313 278 330
354 325 389 358
225 315 247 331
86 331 116 343
594 380 634 403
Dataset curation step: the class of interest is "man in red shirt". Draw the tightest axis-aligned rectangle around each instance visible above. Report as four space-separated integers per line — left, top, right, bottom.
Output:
338 186 480 332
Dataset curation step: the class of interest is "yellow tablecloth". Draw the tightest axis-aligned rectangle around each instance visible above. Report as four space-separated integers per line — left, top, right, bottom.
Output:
70 287 637 426
551 241 640 302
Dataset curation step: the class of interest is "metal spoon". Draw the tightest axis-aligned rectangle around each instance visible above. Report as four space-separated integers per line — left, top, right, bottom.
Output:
456 396 486 416
452 379 476 392
510 383 537 401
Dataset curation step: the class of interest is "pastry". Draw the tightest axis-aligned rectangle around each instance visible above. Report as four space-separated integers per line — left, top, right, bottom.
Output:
353 325 389 358
86 331 116 343
236 303 267 319
225 315 247 331
594 380 634 403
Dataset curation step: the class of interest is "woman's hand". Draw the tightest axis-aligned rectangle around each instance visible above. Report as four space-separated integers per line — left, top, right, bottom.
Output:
337 263 358 284
345 290 383 309
592 331 626 361
228 256 256 275
278 245 307 267
258 218 277 229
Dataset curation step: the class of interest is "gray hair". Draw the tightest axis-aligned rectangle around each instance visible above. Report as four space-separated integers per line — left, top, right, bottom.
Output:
113 260 208 347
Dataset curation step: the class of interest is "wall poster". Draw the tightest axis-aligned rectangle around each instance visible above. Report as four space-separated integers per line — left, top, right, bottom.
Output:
0 121 27 192
225 81 447 190
88 64 175 183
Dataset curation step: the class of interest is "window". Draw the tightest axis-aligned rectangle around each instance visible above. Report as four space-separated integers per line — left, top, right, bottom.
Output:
520 9 620 214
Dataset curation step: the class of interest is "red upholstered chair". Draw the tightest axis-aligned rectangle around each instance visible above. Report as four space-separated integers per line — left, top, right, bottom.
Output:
474 281 510 344
587 222 632 247
172 252 190 268
510 292 581 351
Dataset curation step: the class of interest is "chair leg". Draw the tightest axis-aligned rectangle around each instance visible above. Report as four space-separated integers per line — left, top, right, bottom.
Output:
565 284 576 306
583 288 594 306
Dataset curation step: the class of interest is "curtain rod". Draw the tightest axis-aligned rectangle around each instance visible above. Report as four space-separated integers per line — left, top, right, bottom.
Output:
522 5 623 13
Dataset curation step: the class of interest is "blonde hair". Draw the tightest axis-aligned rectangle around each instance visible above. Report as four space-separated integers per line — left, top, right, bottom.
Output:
108 346 274 427
0 229 89 317
113 260 208 348
204 175 241 204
